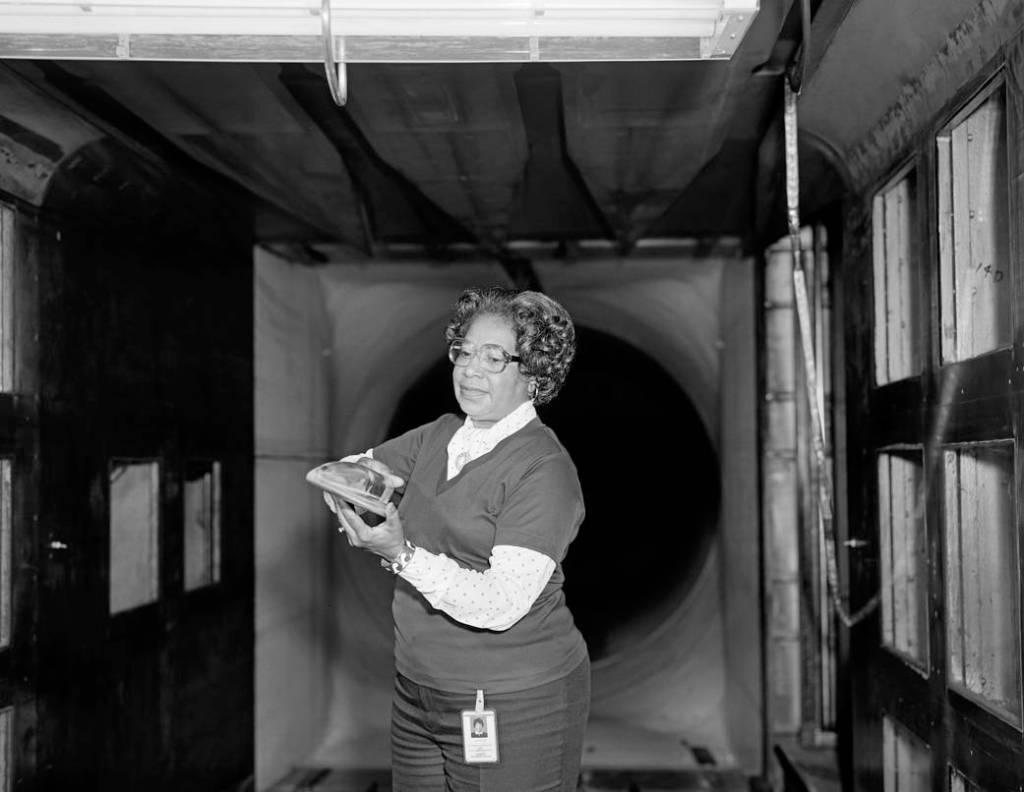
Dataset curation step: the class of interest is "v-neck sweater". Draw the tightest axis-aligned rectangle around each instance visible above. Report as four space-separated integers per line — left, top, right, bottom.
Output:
374 413 588 694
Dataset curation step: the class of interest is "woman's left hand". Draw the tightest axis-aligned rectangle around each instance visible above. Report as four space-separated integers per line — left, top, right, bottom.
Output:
333 498 406 562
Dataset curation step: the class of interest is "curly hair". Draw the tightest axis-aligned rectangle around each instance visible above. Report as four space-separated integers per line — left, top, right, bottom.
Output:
444 286 576 406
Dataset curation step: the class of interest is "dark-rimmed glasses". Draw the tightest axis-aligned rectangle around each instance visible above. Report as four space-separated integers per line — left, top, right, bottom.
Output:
448 339 521 373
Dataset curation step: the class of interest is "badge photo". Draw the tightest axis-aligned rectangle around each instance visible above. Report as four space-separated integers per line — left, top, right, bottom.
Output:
460 708 499 763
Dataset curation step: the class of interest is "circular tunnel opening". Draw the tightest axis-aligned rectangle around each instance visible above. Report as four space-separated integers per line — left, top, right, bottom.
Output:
387 325 720 661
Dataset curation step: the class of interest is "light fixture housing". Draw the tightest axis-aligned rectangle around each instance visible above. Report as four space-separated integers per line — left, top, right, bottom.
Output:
0 0 759 62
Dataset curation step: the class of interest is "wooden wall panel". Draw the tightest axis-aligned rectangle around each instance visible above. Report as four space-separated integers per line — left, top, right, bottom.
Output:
839 17 1024 792
33 158 254 791
0 205 50 792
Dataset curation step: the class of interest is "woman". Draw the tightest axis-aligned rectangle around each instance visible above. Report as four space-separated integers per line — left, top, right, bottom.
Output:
328 286 589 792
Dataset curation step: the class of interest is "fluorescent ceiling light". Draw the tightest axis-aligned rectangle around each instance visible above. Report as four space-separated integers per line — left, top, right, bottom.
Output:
0 0 758 62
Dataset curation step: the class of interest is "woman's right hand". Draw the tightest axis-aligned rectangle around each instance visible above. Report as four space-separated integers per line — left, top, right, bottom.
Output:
334 500 406 562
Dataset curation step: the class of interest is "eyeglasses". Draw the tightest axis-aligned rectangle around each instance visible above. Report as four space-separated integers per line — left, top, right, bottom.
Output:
448 339 521 373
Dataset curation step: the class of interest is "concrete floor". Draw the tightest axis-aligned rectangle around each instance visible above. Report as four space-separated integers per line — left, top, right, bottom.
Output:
311 717 720 770
273 717 748 791
269 766 750 792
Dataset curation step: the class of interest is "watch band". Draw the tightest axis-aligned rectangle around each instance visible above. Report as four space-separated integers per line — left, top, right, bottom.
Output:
381 540 416 574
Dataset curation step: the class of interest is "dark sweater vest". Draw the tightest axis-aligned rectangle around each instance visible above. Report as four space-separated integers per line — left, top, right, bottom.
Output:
374 413 588 694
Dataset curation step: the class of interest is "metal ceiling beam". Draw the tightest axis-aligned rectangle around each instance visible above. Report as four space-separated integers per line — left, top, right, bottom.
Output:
799 0 860 88
750 0 858 247
750 0 850 85
506 63 615 247
280 64 548 288
497 252 543 292
643 0 851 246
279 64 476 254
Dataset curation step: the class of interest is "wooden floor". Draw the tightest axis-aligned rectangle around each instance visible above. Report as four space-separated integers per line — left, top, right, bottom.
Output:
268 766 752 792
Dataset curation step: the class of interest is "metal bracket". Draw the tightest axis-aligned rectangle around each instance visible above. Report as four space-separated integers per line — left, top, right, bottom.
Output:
321 0 347 106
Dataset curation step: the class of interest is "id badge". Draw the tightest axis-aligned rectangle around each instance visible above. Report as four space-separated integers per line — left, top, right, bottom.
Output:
461 689 499 763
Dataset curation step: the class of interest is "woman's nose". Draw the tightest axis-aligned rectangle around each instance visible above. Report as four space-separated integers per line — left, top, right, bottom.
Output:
462 351 486 376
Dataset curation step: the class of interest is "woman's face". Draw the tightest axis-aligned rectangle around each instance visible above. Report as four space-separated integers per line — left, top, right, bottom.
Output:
452 313 531 428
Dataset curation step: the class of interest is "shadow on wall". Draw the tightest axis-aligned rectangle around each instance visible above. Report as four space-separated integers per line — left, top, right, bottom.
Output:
387 325 720 661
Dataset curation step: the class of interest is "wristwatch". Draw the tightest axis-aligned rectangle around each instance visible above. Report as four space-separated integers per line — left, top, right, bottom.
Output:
381 540 417 574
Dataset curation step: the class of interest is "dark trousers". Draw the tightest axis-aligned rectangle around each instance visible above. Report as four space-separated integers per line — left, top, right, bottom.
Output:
391 656 590 791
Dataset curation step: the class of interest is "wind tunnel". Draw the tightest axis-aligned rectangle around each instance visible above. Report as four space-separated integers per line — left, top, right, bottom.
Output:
255 248 761 788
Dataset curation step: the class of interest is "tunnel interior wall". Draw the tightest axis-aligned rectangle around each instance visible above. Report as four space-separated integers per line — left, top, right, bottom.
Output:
534 257 761 768
716 256 762 770
253 248 334 789
254 251 763 773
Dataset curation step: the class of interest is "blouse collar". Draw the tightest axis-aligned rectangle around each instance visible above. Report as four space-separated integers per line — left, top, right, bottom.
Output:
463 399 537 439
